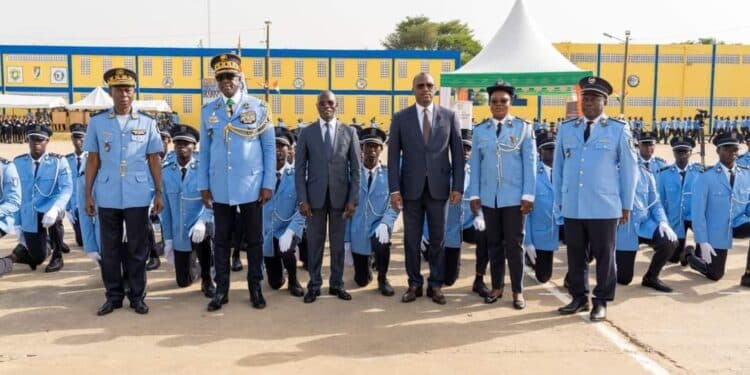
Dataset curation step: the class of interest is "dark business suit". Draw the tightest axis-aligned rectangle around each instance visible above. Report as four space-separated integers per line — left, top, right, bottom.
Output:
388 104 464 288
295 120 360 291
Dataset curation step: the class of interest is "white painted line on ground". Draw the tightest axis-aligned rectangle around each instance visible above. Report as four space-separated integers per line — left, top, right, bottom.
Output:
443 293 469 297
59 287 104 295
647 292 683 296
718 290 748 295
524 266 670 375
58 270 88 273
145 296 172 300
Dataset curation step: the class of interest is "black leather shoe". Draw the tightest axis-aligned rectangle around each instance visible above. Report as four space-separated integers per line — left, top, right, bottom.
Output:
207 293 228 311
288 277 305 297
426 287 446 305
96 300 123 316
250 285 266 309
682 246 695 267
741 273 750 288
484 289 503 304
642 275 673 293
146 256 160 271
304 289 320 303
401 286 423 303
231 257 243 272
590 300 607 322
201 279 216 298
329 287 352 301
60 243 71 254
44 254 64 273
558 296 590 315
472 277 490 298
378 278 395 296
130 300 149 314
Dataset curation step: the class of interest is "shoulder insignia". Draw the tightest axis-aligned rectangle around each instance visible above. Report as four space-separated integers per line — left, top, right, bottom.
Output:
48 153 63 158
0 157 9 164
658 166 671 173
90 109 108 117
560 118 577 127
738 165 750 170
284 167 295 176
14 154 29 161
162 161 174 169
655 157 666 163
65 152 76 158
380 164 388 170
609 117 627 126
137 111 154 120
689 163 705 172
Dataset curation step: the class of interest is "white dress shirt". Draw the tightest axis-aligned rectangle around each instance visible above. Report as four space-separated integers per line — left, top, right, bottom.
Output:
319 118 338 146
416 103 435 134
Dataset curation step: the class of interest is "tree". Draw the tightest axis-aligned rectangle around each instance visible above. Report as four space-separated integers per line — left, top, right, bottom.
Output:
382 16 482 65
679 38 725 45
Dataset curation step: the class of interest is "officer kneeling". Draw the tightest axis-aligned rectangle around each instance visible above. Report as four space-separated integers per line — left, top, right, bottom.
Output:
160 125 215 297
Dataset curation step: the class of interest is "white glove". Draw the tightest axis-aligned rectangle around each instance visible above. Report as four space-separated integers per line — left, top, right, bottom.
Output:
122 222 128 242
344 242 353 266
15 226 26 247
524 244 537 265
699 242 716 264
189 220 206 243
420 236 429 252
473 212 486 231
658 221 678 242
66 210 77 226
41 206 60 228
375 223 390 244
279 229 295 253
86 252 101 263
164 240 174 264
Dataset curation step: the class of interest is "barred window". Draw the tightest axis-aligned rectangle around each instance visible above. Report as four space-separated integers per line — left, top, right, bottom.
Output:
658 54 684 64
628 54 655 63
656 97 681 107
80 56 91 76
687 55 712 64
163 95 172 107
398 96 409 110
684 97 709 107
272 95 281 114
713 97 738 107
317 59 327 78
357 59 367 79
335 59 344 78
420 60 429 73
625 97 652 107
356 96 366 116
143 94 153 100
380 60 390 78
336 95 345 114
294 59 304 78
182 95 192 114
570 53 596 63
717 55 740 64
163 59 173 77
541 97 566 105
103 56 112 71
294 95 304 115
6 54 65 62
379 96 390 115
398 60 408 78
272 59 281 78
743 56 750 64
253 59 263 77
124 57 135 70
741 97 750 107
441 60 453 72
600 54 624 63
143 57 153 76
182 58 192 77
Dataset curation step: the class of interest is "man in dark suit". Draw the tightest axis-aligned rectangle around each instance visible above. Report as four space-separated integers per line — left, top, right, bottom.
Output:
388 72 464 305
295 90 361 303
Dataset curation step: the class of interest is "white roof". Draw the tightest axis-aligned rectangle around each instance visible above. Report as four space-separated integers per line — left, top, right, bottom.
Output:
0 93 66 109
67 86 113 110
133 100 172 113
453 0 582 74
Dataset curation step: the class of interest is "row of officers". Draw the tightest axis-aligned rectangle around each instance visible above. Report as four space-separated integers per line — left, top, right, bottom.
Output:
2 61 750 323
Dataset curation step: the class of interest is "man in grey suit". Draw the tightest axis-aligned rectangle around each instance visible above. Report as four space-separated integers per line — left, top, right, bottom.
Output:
295 90 361 303
388 72 464 305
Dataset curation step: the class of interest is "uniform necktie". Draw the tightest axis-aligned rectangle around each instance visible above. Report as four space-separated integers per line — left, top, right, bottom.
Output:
367 170 373 189
33 160 40 178
730 169 735 188
226 98 234 117
324 122 333 159
275 171 282 192
644 161 650 170
679 170 686 186
76 156 81 174
422 108 431 145
584 120 593 142
180 167 187 181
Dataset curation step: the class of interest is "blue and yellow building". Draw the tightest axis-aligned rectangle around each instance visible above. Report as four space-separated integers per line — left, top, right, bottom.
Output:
1 43 748 129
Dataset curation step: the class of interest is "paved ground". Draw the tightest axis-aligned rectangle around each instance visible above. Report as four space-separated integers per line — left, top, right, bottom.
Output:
1 141 749 374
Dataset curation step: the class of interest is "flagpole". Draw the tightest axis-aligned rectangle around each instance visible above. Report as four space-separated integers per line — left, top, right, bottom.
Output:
264 19 271 103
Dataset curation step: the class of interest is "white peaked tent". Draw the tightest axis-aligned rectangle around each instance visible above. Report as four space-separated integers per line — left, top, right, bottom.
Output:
67 86 113 110
133 100 172 112
0 93 66 109
441 0 590 95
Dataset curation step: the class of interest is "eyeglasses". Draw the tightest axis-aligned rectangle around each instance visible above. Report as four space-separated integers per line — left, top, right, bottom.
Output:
490 98 511 105
216 73 238 81
415 83 434 90
318 100 335 107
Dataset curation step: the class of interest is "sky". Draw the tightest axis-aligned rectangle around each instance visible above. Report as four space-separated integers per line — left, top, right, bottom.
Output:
2 0 749 49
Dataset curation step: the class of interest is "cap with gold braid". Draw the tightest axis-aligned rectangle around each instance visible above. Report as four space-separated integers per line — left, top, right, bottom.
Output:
210 53 242 76
103 68 137 87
